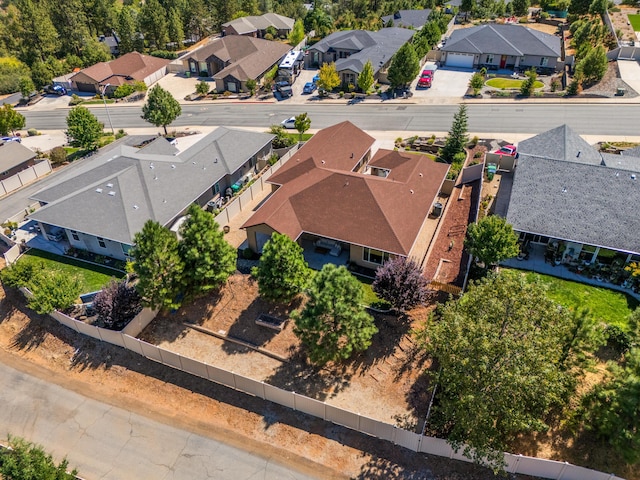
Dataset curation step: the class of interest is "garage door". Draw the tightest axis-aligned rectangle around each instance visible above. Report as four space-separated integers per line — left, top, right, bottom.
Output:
446 53 474 69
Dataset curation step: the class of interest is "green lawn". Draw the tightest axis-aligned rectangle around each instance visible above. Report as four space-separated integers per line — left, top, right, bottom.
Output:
17 250 124 293
284 133 313 142
522 271 638 329
486 78 544 89
628 14 640 32
353 274 392 310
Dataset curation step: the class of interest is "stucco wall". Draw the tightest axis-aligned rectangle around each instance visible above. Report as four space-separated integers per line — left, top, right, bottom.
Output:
65 229 128 261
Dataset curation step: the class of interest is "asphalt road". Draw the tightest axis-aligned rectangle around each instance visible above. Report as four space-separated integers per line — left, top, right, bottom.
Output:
0 360 318 480
21 102 640 136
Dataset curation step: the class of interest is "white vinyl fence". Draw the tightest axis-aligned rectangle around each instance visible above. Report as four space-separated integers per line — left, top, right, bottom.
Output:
0 160 51 198
25 288 624 480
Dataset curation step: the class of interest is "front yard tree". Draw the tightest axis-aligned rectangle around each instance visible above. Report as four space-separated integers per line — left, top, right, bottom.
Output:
18 77 35 99
357 59 374 94
387 42 420 88
439 104 469 163
93 279 142 330
372 257 429 312
519 68 538 97
179 204 236 299
0 103 25 136
417 271 583 469
66 105 103 151
195 80 209 96
288 19 305 46
464 215 519 267
582 347 640 464
576 45 608 85
27 271 82 314
469 72 484 96
142 85 182 135
0 435 78 480
252 232 309 303
317 62 340 94
293 264 378 365
131 220 184 311
294 112 311 141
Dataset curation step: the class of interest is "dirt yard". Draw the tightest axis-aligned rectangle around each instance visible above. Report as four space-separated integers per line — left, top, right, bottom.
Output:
0 283 519 480
139 273 433 424
610 7 639 44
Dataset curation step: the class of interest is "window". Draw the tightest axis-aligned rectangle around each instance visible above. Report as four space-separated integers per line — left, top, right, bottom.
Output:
363 247 390 265
122 244 131 256
70 230 80 241
540 57 548 67
486 54 494 64
214 182 220 194
97 237 106 248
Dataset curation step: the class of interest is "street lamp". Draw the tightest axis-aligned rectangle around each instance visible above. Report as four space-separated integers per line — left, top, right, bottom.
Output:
100 83 115 135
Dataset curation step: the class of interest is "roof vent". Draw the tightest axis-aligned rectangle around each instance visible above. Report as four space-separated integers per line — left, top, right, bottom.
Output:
419 173 423 177
149 163 154 169
350 153 354 158
108 191 116 196
214 158 218 163
344 181 349 187
163 199 167 203
562 187 567 193
410 189 414 194
192 161 196 165
615 172 619 177
321 160 325 164
171 164 176 169
106 183 113 188
632 174 637 180
576 151 581 158
96 188 103 193
133 204 139 210
154 175 158 180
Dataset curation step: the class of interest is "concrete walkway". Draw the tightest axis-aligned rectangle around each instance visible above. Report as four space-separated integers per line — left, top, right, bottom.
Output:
0 360 318 480
617 59 640 97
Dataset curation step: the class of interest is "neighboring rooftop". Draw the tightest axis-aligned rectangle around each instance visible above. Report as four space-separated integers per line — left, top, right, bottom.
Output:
442 24 561 57
222 13 295 35
71 52 170 86
0 141 37 171
310 28 415 75
29 128 274 245
381 9 432 29
517 124 604 166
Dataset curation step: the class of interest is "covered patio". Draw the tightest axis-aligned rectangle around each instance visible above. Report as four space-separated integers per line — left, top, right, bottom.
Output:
299 237 349 271
13 220 69 256
502 243 640 301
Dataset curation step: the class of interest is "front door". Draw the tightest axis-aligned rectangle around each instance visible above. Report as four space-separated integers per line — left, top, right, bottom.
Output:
500 55 507 68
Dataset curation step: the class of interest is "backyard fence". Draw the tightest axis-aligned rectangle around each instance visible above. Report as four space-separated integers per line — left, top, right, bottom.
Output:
214 145 300 227
0 161 51 199
26 290 624 480
4 201 41 225
3 245 21 265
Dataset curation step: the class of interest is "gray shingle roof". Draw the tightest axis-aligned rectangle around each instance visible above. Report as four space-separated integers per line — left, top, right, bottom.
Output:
601 152 640 173
442 24 561 57
517 124 603 166
29 128 274 245
222 13 294 34
381 9 432 29
311 28 415 75
506 155 640 254
0 141 36 171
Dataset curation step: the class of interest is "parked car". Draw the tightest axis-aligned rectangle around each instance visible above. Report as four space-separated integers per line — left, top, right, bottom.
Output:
275 81 293 98
417 66 437 88
281 117 296 129
493 144 517 156
44 84 67 96
302 82 317 94
1 136 21 143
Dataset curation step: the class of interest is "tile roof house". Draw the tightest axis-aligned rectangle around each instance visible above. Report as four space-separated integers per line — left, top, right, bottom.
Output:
182 36 291 93
305 28 415 86
0 140 37 181
70 52 169 94
381 9 432 29
503 124 640 268
242 121 450 270
28 128 274 260
440 24 562 71
222 13 295 38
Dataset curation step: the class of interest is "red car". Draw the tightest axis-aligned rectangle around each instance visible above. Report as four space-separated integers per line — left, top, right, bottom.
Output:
417 67 436 88
493 144 517 156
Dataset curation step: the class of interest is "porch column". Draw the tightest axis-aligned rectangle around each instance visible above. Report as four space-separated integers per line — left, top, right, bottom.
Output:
590 247 599 264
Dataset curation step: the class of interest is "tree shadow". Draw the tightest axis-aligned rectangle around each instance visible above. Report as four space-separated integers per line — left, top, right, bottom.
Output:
263 348 352 401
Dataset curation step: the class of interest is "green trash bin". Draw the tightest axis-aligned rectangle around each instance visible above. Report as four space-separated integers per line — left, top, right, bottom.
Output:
185 71 191 78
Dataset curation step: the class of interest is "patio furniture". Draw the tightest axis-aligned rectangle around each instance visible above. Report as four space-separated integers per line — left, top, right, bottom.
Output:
314 238 342 257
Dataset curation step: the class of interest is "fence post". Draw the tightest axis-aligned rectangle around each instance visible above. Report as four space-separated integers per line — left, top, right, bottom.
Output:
512 454 522 474
556 461 569 480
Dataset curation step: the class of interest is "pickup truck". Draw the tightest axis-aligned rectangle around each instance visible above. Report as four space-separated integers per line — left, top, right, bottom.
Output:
275 81 293 98
417 65 437 88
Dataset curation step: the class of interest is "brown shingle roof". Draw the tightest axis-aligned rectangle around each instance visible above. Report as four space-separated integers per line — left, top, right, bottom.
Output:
71 52 169 84
185 36 291 82
243 126 450 256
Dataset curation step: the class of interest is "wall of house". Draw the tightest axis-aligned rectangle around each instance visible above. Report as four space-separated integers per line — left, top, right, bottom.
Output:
71 72 100 92
245 224 277 252
143 67 168 87
65 229 129 260
349 244 397 270
0 158 36 181
520 55 559 70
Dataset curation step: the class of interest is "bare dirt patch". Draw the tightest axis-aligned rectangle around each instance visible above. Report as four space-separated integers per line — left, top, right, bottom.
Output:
139 273 433 423
610 7 638 44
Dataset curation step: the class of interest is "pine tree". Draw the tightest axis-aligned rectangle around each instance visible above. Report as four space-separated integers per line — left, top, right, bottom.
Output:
131 220 184 311
167 7 185 47
117 7 138 54
178 204 236 299
293 264 378 365
439 105 469 163
252 233 309 303
139 0 168 49
387 43 420 88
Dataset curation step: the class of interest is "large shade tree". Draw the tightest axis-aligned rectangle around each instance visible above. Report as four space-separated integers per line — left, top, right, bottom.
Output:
66 105 103 151
252 232 309 303
387 42 420 88
417 270 595 470
142 85 182 135
464 215 519 267
293 264 378 365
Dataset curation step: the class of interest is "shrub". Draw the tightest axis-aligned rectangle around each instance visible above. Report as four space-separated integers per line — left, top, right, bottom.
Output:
115 129 127 139
551 78 561 92
199 71 209 77
242 247 255 259
474 151 483 158
93 279 142 330
69 94 82 106
149 50 178 59
470 135 479 147
372 257 429 312
268 153 279 166
605 324 632 354
49 146 67 165
27 128 38 136
113 84 135 99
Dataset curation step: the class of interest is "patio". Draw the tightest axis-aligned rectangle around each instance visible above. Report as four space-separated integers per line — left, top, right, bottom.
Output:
13 220 70 257
502 244 640 301
300 238 349 271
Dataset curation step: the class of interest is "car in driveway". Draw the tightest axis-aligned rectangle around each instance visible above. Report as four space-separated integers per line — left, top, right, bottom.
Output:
275 81 293 98
493 144 517 156
417 65 437 88
302 82 317 94
1 136 21 143
281 117 296 129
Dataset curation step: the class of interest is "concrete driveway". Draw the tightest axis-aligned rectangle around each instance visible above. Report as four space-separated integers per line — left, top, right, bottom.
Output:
617 60 640 96
412 65 473 100
156 72 202 101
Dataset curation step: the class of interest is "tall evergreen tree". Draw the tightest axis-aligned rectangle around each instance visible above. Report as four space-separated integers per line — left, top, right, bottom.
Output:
293 264 378 365
252 233 309 303
50 3 91 57
14 0 59 65
117 6 139 54
139 0 168 49
131 220 184 311
439 104 469 163
387 42 420 88
178 204 236 299
142 85 182 135
167 7 185 47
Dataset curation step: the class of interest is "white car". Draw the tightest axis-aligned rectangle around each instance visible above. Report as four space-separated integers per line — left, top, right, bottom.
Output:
281 117 296 129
